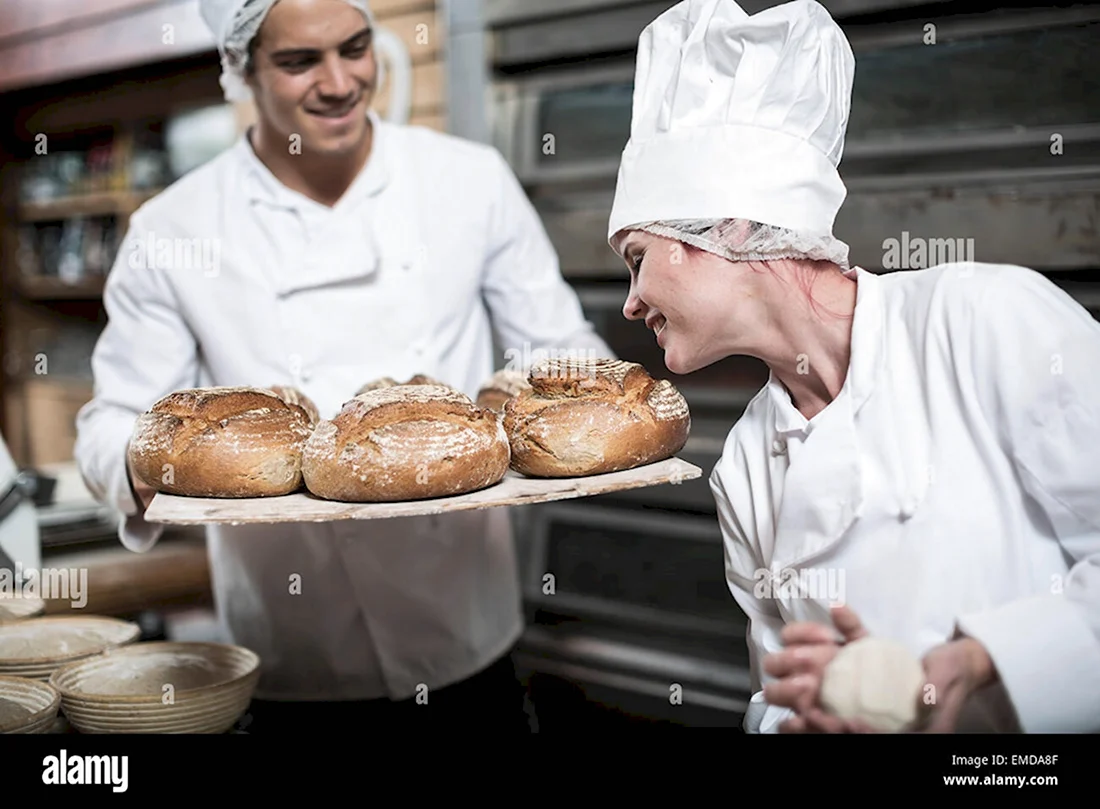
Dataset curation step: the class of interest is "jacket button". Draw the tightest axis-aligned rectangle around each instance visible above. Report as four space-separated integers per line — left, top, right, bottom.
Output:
772 438 787 456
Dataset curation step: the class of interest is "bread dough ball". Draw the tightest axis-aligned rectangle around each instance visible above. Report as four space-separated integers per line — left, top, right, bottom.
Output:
819 637 925 732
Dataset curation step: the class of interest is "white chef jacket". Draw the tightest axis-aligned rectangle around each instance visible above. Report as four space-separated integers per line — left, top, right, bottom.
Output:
74 108 613 700
711 263 1100 733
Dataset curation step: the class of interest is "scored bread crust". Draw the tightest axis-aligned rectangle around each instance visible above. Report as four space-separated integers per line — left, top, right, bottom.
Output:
128 387 314 497
501 358 690 477
355 374 448 397
268 385 320 425
406 374 445 386
476 369 531 413
356 377 400 395
302 384 510 502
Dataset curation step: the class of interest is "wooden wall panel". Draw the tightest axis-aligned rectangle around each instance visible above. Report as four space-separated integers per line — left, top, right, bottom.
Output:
0 0 159 42
374 0 446 125
0 0 214 94
409 112 446 132
374 60 445 119
380 7 446 64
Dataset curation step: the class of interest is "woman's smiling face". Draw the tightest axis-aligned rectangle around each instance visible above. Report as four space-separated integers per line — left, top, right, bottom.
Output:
618 230 770 375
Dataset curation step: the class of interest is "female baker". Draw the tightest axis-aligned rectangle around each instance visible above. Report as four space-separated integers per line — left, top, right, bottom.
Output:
607 0 1100 733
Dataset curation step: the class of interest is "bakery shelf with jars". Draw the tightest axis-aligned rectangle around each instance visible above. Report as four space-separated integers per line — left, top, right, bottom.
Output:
0 46 235 632
13 127 166 299
2 122 172 469
0 111 228 634
0 58 245 472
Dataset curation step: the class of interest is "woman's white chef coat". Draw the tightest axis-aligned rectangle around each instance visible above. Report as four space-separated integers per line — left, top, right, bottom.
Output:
711 263 1100 733
74 109 613 701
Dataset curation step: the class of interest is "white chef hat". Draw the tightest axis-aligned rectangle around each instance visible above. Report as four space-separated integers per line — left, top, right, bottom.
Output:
199 0 376 102
608 0 856 272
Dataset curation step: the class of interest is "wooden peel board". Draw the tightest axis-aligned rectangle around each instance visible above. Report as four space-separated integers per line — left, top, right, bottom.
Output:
143 457 702 525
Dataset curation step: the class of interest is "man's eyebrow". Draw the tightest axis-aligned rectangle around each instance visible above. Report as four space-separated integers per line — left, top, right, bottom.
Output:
270 27 372 59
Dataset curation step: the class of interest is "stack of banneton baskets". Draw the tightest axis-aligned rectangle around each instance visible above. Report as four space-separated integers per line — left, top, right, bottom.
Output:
0 610 260 734
0 615 141 681
0 603 58 732
0 614 140 733
49 642 260 734
0 675 61 734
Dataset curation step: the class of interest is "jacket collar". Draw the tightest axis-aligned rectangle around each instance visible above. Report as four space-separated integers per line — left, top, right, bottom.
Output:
766 266 884 435
761 267 887 588
231 109 392 296
845 267 885 415
236 108 390 212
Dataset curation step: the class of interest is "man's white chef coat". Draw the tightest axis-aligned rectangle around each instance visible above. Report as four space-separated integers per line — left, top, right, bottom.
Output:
74 109 613 701
711 263 1100 733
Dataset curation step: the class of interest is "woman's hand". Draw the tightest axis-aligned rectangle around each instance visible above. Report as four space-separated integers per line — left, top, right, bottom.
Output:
763 604 876 732
915 637 998 733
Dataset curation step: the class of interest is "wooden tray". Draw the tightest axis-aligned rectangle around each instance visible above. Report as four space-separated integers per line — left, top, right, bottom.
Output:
143 457 702 525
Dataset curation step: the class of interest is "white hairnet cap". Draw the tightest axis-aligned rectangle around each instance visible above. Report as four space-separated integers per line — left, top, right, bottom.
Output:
199 0 375 102
608 0 856 271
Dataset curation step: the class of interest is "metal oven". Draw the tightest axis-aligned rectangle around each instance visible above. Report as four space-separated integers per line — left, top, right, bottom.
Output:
511 501 753 727
472 0 1100 726
487 1 1100 275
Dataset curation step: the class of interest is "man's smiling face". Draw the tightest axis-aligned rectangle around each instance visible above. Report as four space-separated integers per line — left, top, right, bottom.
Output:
246 0 377 156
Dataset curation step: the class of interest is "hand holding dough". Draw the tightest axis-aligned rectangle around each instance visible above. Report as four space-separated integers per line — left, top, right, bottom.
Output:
819 637 926 732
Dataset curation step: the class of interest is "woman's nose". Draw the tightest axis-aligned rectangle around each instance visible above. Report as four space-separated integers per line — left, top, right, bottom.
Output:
623 289 647 321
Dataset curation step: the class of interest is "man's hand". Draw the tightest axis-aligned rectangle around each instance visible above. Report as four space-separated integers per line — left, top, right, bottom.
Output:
916 637 998 733
125 448 156 511
132 475 156 510
763 604 876 733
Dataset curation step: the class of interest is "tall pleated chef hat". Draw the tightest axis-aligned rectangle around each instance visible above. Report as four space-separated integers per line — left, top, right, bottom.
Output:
607 0 856 273
200 0 375 102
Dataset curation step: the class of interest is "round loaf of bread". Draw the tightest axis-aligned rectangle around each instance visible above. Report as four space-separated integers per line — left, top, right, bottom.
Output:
355 377 400 395
354 374 447 397
406 374 445 386
476 369 532 413
268 385 320 425
502 358 690 477
302 384 510 502
128 387 313 497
